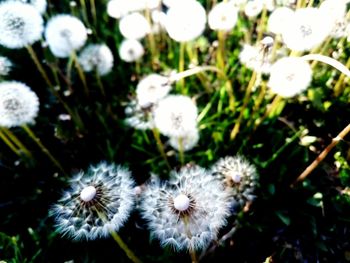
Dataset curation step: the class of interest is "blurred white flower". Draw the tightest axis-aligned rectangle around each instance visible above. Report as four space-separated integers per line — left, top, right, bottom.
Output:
211 155 258 209
239 44 272 74
162 0 195 8
20 0 47 14
208 1 238 32
136 74 172 107
140 166 230 251
0 81 39 128
0 1 43 49
165 0 206 42
119 12 151 40
244 0 263 18
268 57 312 98
281 8 332 51
118 38 144 62
267 7 294 35
45 14 88 58
169 128 199 152
0 56 12 76
154 95 198 138
125 99 154 130
51 162 135 240
78 44 114 76
107 0 161 19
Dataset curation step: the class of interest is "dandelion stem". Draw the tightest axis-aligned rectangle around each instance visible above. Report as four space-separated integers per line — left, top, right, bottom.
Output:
22 124 65 174
145 8 158 69
230 71 257 140
26 45 54 89
151 128 171 170
291 123 350 187
178 42 186 93
79 0 89 27
178 137 185 166
71 51 89 96
89 0 97 28
1 128 32 158
95 70 106 97
0 129 21 157
109 231 143 263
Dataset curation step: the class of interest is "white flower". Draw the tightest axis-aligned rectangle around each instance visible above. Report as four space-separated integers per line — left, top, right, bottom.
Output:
268 57 312 98
244 0 264 18
0 81 39 127
0 56 12 76
118 39 144 62
107 0 161 18
140 166 230 251
78 44 114 76
319 0 346 22
162 0 195 8
119 12 151 40
267 7 294 35
20 0 47 14
125 99 154 130
169 128 199 152
211 155 258 209
51 162 135 240
136 74 172 107
208 1 238 32
281 8 332 51
239 44 272 74
0 1 43 49
154 95 198 138
45 14 88 58
165 0 206 42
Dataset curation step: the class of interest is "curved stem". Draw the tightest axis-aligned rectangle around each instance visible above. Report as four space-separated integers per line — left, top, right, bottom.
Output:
1 128 32 158
302 54 350 77
0 129 21 157
109 231 143 263
151 128 171 171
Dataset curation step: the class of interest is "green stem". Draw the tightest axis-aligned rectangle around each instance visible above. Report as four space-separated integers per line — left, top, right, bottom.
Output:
1 128 32 158
0 129 21 157
71 51 89 96
95 70 106 97
109 231 143 263
151 128 171 170
178 42 186 93
90 0 97 28
22 124 65 174
26 45 54 89
178 137 185 166
79 0 89 27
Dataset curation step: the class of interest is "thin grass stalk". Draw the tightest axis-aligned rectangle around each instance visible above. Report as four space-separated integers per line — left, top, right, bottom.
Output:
0 129 21 157
151 128 171 170
1 128 32 158
109 231 143 263
178 42 186 93
22 124 65 174
26 45 54 88
178 137 185 166
79 0 89 27
145 8 158 69
253 95 283 132
71 51 89 96
95 70 106 97
89 0 97 28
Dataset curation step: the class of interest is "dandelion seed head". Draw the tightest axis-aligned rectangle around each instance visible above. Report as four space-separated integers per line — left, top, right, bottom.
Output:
45 14 87 58
136 74 171 108
268 57 312 98
125 99 154 130
20 0 47 14
208 1 238 32
211 155 258 209
244 0 263 18
140 166 230 251
0 56 12 76
169 128 199 152
119 12 151 40
51 162 135 241
267 7 294 35
78 44 114 76
165 0 206 42
0 1 43 49
239 44 271 74
0 81 39 128
119 38 144 62
154 95 198 138
281 8 332 51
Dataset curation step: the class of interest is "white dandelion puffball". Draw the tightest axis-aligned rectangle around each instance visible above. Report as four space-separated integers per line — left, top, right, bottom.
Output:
51 162 135 240
124 99 155 130
0 81 39 128
21 0 47 14
136 74 172 107
239 44 272 74
0 56 12 76
162 0 193 8
169 128 199 152
119 38 144 62
267 7 294 35
45 14 88 58
78 44 114 76
165 0 206 42
319 0 346 22
154 95 198 138
0 1 43 49
208 1 238 32
211 156 258 209
119 12 151 40
140 166 230 251
244 0 264 18
281 8 332 52
268 57 312 98
107 0 129 19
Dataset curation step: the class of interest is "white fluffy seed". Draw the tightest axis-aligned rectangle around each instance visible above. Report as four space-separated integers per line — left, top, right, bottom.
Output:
173 194 190 211
80 186 96 202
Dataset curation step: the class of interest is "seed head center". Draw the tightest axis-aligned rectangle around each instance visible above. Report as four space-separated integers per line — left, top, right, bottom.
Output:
80 185 97 202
